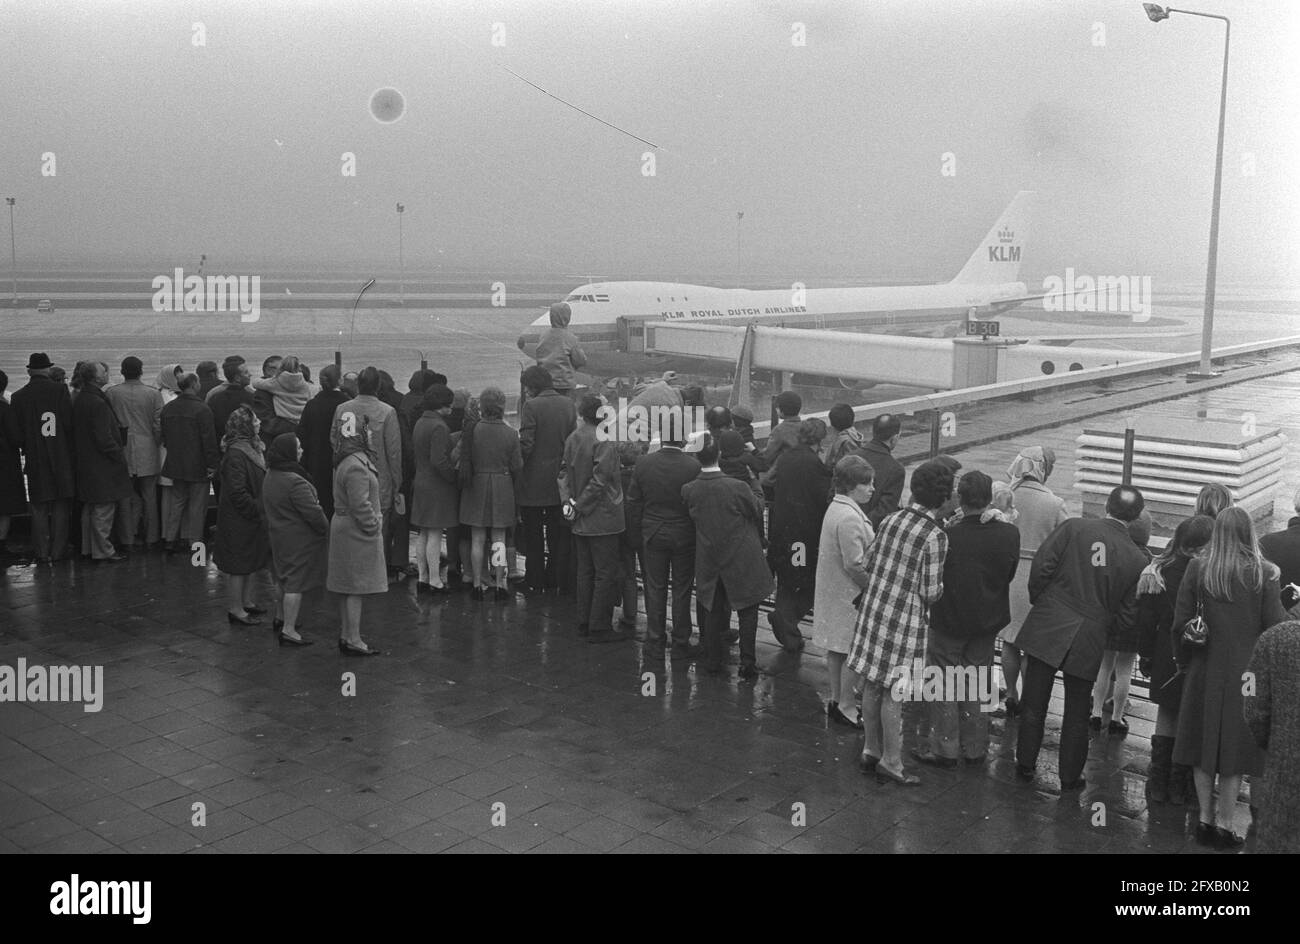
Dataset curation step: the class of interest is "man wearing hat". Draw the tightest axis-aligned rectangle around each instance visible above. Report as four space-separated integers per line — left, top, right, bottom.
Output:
11 353 76 561
106 355 164 548
71 361 132 561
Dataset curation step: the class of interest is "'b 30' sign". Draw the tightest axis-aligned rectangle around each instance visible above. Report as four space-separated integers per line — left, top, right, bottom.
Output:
965 320 1001 337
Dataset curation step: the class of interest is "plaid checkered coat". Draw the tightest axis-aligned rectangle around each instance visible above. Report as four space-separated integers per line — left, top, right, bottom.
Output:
847 505 948 684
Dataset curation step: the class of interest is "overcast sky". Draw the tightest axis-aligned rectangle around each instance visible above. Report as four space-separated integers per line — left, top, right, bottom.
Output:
1 0 1296 284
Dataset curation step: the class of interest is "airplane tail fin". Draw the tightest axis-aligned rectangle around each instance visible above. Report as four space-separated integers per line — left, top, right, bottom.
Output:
950 191 1033 284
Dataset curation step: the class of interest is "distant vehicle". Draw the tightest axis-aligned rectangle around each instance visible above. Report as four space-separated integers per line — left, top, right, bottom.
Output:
37 299 54 313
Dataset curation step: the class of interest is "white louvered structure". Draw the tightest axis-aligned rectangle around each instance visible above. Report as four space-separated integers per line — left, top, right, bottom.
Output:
1074 421 1287 531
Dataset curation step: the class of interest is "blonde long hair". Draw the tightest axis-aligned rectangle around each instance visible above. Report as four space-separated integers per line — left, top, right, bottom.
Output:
1201 506 1276 600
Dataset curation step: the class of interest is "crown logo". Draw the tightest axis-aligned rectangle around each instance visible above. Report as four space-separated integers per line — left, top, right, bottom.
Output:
998 227 1014 244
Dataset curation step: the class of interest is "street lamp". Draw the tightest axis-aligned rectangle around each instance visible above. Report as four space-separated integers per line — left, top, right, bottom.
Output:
5 197 15 306
396 203 405 306
1142 4 1230 380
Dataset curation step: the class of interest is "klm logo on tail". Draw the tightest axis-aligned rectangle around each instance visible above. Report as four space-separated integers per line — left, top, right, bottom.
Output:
988 226 1020 262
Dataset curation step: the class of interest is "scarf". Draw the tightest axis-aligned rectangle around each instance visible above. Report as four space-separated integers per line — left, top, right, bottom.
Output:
157 363 182 394
1007 446 1055 490
221 405 263 461
267 432 311 481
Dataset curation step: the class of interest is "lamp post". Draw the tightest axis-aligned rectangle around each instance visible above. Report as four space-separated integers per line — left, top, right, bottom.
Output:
396 203 405 306
1142 3 1230 381
5 197 15 306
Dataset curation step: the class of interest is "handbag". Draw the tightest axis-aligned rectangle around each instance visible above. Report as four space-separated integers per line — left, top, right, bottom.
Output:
1180 590 1208 650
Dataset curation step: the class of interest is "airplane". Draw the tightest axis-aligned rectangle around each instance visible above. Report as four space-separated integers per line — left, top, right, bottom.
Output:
514 191 1185 388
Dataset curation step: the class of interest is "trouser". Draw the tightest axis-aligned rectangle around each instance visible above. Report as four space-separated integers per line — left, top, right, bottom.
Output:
574 533 621 632
29 498 71 560
928 630 995 760
641 523 695 650
519 504 572 591
774 580 814 636
81 502 118 559
386 491 411 569
702 579 757 671
163 480 210 543
116 474 159 546
1017 653 1093 785
619 539 639 624
862 679 905 770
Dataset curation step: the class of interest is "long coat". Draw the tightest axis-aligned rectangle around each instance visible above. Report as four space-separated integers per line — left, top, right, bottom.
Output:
214 443 270 575
327 452 387 595
1244 621 1300 853
105 379 163 477
930 515 1021 639
1135 555 1193 709
262 467 328 593
768 445 832 594
1015 517 1147 681
846 505 948 685
458 417 522 528
160 392 219 482
559 423 624 537
517 390 576 507
1260 517 1300 612
12 375 75 503
411 411 459 529
1172 559 1285 776
298 388 349 517
71 384 132 504
1004 479 1071 640
0 398 26 515
859 439 905 529
682 469 773 612
812 495 874 653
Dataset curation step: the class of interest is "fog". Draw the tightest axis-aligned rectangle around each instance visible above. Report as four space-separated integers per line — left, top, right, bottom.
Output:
1 0 1296 284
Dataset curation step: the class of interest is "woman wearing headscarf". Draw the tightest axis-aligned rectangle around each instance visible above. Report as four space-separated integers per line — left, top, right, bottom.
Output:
215 405 272 625
1000 445 1069 715
328 417 387 655
155 363 185 544
457 387 522 601
411 384 458 593
263 433 327 646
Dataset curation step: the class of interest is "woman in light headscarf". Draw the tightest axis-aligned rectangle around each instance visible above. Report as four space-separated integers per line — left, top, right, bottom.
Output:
1000 445 1069 716
327 417 386 654
213 406 273 624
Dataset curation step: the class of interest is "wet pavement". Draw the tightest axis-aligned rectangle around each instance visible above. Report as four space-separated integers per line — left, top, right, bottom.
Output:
0 547 1255 854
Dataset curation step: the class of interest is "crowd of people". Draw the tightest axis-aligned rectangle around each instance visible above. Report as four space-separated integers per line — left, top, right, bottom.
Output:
1 301 1297 852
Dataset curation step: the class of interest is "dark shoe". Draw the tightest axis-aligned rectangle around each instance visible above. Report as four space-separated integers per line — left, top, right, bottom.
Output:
875 766 921 787
338 640 380 656
1195 821 1216 847
827 702 863 729
427 584 450 595
911 749 958 769
1060 778 1087 792
278 633 314 647
97 552 128 563
737 663 760 682
244 605 267 616
1015 764 1035 782
1108 719 1130 736
859 754 880 773
767 611 791 647
1212 826 1244 850
963 755 988 767
227 612 260 626
1088 716 1102 731
587 629 628 644
470 586 485 601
